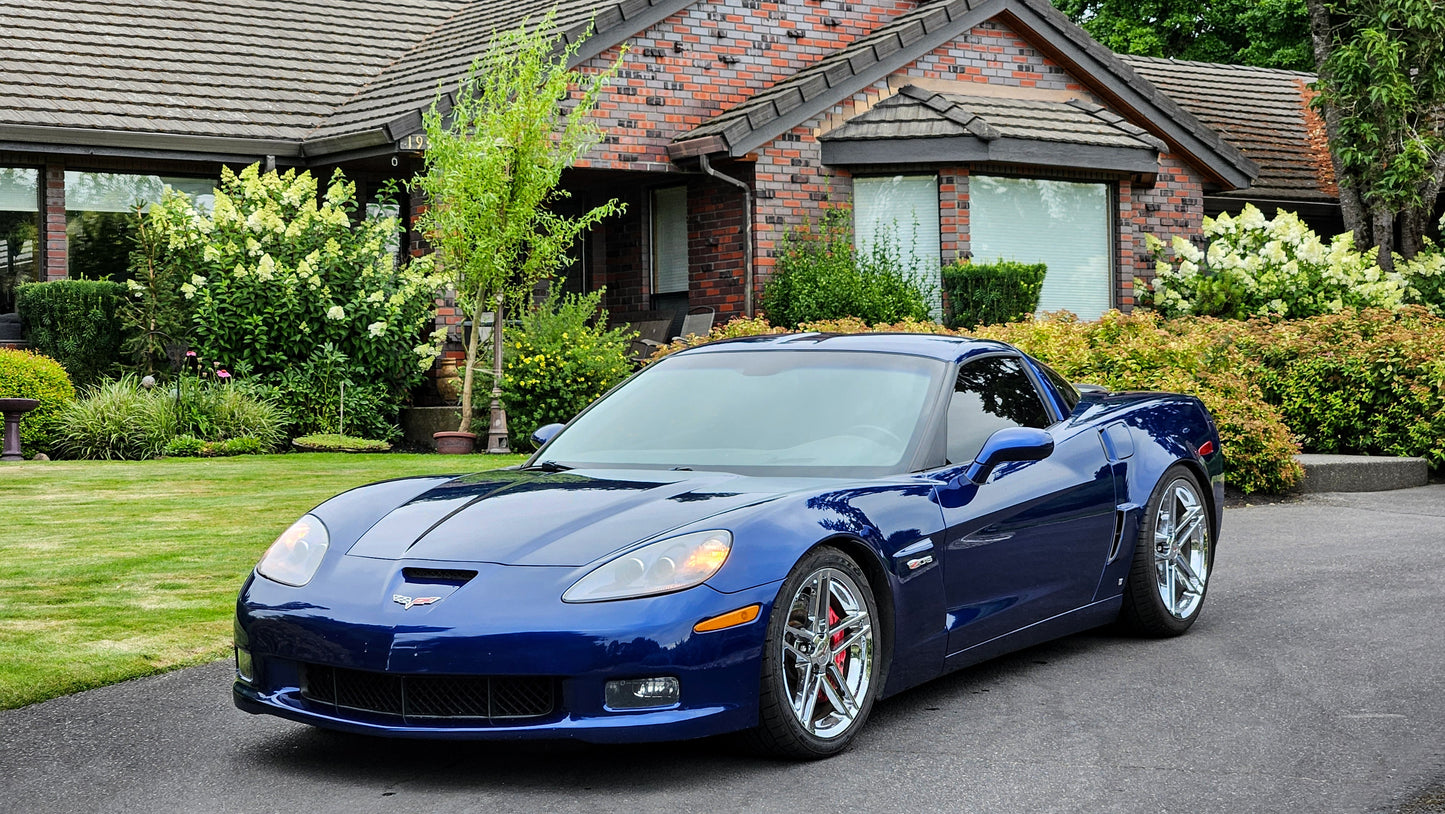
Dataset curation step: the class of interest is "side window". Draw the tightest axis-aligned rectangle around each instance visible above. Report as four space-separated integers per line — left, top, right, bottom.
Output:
946 356 1052 464
1036 360 1080 413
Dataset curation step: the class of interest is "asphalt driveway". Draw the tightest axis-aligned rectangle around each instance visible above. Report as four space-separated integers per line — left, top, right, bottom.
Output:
3 486 1444 814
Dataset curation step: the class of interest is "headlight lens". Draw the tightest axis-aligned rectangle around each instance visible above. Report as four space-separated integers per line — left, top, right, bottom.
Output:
256 514 329 587
563 530 732 603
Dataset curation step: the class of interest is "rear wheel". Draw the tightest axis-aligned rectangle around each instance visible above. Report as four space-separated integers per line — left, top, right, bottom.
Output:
1120 465 1213 636
749 547 880 759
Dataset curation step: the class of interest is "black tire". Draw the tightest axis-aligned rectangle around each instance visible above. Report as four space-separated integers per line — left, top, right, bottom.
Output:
1120 464 1214 637
747 546 882 759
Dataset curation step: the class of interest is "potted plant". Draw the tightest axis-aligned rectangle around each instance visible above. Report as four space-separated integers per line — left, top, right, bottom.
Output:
414 13 623 454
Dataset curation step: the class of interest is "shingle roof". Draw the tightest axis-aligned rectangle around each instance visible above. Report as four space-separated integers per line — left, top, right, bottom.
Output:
1121 55 1336 202
0 0 695 158
0 0 466 143
822 85 1167 151
673 0 1258 191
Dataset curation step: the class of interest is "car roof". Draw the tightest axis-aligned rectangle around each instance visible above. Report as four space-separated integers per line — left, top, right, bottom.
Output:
673 332 1019 364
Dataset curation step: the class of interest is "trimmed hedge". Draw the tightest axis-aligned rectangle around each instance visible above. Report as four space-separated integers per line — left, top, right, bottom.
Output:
16 280 125 386
942 259 1045 329
0 348 76 457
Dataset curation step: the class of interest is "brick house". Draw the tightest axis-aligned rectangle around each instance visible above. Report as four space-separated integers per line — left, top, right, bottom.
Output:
3 0 1345 339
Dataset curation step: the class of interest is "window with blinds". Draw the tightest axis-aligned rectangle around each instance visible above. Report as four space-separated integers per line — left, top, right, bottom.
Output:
853 175 942 317
969 176 1111 320
652 186 689 295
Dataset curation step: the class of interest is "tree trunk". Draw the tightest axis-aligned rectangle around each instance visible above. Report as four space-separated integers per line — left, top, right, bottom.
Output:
1304 0 1372 245
457 294 487 433
1373 207 1396 272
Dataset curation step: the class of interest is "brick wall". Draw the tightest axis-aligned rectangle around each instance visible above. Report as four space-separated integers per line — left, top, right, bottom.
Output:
1119 154 1204 308
688 169 752 315
575 0 917 172
42 163 65 281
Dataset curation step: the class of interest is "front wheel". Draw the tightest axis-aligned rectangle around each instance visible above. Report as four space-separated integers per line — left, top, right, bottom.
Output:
1120 465 1214 636
748 547 881 759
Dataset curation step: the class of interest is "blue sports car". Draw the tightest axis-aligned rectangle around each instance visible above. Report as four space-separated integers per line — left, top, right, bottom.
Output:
234 332 1223 758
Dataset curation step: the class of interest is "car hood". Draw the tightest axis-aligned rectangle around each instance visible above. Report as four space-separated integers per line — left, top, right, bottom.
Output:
343 468 787 567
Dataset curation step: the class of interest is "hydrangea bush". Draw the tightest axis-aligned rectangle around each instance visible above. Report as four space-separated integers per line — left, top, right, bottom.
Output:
1143 205 1445 319
138 164 445 400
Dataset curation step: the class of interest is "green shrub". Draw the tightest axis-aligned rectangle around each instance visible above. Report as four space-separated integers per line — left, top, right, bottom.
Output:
56 377 178 460
16 280 125 386
244 344 398 441
759 210 933 329
161 434 205 457
0 348 75 457
57 374 283 460
141 163 444 404
292 433 392 452
942 259 1046 329
500 289 633 448
1233 307 1445 467
205 436 265 457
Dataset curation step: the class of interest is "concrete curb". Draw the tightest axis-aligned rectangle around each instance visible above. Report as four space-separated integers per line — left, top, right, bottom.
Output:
1293 453 1429 493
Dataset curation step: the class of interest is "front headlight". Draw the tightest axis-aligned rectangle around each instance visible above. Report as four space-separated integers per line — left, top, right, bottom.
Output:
563 530 732 603
255 514 329 587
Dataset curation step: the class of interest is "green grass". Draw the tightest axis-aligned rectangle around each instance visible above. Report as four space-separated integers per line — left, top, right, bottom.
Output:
0 452 525 709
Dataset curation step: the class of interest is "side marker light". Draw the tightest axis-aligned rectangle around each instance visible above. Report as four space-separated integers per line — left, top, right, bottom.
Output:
693 604 762 633
1198 440 1215 457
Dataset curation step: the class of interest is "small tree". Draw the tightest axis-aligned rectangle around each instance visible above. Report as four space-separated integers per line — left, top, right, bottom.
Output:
1305 0 1445 267
414 14 623 450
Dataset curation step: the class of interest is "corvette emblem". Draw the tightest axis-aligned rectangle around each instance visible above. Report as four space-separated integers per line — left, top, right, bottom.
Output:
392 594 441 610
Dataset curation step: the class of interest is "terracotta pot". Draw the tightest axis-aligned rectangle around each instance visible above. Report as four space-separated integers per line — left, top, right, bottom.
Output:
433 431 477 455
435 360 462 404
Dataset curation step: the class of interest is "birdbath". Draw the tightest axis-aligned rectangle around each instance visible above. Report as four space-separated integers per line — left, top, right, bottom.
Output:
0 398 39 462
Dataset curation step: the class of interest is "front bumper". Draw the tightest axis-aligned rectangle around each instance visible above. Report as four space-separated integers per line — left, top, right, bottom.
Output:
233 558 781 743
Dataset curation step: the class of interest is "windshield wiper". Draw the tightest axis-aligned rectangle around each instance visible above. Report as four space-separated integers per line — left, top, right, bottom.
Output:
522 460 573 472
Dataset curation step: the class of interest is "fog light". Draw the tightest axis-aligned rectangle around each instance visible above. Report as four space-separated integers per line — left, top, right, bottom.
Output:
235 647 255 684
605 677 680 710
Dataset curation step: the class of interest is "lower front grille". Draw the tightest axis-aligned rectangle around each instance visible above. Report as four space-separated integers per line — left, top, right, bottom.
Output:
301 664 557 723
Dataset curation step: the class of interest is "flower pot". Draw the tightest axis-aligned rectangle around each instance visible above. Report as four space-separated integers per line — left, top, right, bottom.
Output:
435 359 463 404
433 431 477 455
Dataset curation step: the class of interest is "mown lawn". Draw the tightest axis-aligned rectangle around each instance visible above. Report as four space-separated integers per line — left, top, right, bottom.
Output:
0 452 525 709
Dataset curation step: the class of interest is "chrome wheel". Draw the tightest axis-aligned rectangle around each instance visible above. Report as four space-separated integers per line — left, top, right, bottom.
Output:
1152 476 1211 619
778 566 875 740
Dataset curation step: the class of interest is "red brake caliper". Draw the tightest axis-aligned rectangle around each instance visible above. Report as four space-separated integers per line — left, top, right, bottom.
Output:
828 607 846 668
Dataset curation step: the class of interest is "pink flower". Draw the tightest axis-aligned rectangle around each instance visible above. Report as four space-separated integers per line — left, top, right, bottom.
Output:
185 351 197 357
217 369 232 379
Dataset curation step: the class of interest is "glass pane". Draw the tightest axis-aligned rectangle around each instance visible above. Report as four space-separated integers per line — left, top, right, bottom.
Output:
0 168 39 212
970 176 1111 320
652 186 688 294
946 356 1051 464
65 172 217 281
541 350 947 474
854 175 942 316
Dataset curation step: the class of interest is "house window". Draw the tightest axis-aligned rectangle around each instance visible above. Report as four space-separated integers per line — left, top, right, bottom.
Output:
651 186 689 298
65 172 216 282
853 175 942 315
0 168 40 314
970 176 1111 320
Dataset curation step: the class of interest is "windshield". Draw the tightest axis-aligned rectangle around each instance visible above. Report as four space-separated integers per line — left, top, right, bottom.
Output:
537 349 948 475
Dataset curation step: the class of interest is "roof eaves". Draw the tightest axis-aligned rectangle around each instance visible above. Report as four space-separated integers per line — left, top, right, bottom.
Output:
1008 0 1258 188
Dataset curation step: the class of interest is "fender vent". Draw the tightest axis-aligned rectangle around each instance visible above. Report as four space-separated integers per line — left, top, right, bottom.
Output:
1107 509 1127 562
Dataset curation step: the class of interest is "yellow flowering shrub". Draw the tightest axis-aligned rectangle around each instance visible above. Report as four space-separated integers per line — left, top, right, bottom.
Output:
499 289 634 448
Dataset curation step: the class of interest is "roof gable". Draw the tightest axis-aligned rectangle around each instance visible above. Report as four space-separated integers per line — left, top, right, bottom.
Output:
671 0 1258 190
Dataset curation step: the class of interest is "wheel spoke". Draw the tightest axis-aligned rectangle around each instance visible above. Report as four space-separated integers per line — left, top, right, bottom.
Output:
832 625 869 658
811 572 831 632
1174 506 1205 543
782 639 810 663
821 665 857 719
1174 555 1205 595
797 666 821 725
828 610 868 639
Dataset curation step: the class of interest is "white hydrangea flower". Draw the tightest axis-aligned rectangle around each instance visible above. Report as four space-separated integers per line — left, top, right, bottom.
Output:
326 305 346 321
367 321 387 337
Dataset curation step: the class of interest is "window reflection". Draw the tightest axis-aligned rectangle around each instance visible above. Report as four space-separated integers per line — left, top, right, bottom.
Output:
0 168 39 314
947 356 1051 464
65 172 216 282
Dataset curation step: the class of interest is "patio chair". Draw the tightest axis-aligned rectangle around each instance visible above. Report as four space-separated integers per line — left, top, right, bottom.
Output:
676 306 715 340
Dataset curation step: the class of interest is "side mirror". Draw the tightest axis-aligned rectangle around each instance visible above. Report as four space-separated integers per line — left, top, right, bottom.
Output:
530 423 565 449
965 427 1054 485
